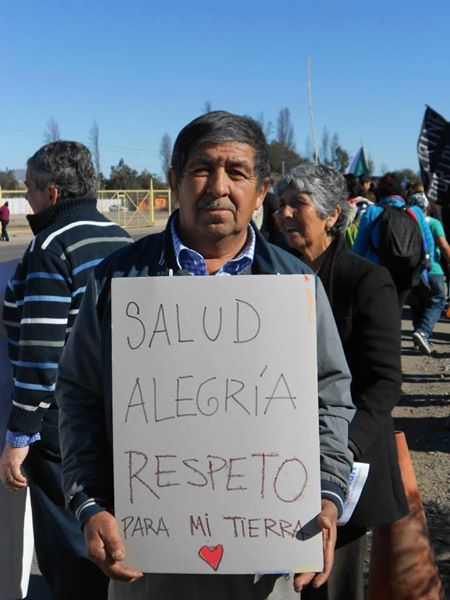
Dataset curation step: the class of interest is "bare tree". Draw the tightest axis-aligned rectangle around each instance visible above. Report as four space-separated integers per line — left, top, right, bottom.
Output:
320 127 330 165
276 108 295 150
330 132 340 167
159 133 173 182
203 100 212 114
43 117 61 143
305 136 314 161
256 112 274 141
89 120 101 174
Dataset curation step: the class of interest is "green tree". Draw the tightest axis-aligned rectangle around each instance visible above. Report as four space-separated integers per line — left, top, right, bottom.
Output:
105 159 138 189
268 141 305 177
333 146 350 173
105 161 167 190
97 172 106 190
394 168 420 184
136 169 166 190
0 169 19 189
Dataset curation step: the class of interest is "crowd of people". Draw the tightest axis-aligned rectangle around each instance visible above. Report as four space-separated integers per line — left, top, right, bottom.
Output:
0 111 447 600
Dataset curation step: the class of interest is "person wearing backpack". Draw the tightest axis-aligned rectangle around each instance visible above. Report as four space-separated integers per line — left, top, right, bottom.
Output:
353 172 434 310
407 193 450 354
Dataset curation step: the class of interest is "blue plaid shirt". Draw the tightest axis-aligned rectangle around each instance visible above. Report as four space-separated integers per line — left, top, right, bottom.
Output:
170 217 255 276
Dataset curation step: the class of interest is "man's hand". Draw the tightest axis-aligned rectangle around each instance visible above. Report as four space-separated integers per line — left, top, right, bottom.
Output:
84 510 143 582
0 444 29 491
293 499 338 593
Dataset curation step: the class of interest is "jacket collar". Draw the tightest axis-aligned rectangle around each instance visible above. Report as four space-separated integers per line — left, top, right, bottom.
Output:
316 235 347 309
160 210 281 275
27 197 98 236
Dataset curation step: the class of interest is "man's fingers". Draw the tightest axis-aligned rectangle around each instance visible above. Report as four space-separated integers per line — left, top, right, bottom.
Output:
293 572 316 593
89 546 142 581
311 571 329 589
0 445 29 490
1 467 27 490
10 465 27 485
102 530 126 562
104 559 143 582
89 539 142 582
84 511 143 581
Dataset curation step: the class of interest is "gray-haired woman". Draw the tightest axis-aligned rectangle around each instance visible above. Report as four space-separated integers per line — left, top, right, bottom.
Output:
276 164 408 600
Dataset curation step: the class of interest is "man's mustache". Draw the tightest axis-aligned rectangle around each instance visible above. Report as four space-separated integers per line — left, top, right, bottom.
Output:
197 196 236 213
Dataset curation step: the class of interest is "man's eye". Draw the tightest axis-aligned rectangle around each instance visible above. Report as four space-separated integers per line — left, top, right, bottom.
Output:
191 167 210 176
229 170 247 179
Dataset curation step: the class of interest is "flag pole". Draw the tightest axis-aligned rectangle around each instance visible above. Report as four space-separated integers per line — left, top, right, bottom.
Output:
307 57 319 164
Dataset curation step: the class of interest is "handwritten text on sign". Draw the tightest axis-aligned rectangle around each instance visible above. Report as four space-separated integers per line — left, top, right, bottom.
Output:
111 275 322 574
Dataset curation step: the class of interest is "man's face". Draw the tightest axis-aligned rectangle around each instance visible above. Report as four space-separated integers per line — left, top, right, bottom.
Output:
170 142 267 250
25 170 56 214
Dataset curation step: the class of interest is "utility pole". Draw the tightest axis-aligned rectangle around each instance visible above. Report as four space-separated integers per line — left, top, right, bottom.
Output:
307 58 319 164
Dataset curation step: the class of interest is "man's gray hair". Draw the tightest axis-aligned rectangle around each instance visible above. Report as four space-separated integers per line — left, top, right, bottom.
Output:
171 111 271 187
27 141 97 201
275 163 351 235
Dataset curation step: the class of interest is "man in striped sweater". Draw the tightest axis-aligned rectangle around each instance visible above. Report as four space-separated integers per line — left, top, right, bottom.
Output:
0 141 132 599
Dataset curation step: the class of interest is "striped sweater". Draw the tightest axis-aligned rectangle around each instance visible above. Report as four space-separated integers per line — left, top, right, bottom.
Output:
3 197 133 436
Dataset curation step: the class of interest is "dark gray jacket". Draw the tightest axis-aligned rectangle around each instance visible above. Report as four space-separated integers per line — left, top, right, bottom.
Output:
56 215 354 526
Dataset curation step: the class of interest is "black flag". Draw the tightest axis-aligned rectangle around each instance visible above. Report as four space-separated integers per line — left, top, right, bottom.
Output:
417 106 450 205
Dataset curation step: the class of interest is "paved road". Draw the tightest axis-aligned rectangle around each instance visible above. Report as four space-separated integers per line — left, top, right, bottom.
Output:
0 225 163 262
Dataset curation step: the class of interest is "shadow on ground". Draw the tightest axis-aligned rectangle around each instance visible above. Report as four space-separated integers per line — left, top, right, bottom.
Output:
399 393 449 406
394 416 449 453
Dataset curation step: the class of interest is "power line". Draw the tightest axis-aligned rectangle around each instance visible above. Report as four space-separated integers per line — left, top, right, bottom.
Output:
0 125 160 155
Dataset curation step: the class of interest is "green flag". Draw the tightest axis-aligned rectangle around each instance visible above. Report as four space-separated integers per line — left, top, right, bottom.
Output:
346 147 369 176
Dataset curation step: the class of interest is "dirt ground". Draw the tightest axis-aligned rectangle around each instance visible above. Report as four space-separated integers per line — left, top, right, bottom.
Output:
383 309 450 595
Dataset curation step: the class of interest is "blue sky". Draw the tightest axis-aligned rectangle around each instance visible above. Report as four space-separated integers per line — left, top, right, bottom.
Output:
1 0 449 178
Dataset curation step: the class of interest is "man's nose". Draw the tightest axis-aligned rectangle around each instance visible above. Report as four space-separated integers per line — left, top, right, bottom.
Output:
207 169 229 197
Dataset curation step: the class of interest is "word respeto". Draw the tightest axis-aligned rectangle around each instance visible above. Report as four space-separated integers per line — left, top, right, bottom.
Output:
124 450 308 504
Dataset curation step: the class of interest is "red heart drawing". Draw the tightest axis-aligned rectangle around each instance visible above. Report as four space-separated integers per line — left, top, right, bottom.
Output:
198 545 224 571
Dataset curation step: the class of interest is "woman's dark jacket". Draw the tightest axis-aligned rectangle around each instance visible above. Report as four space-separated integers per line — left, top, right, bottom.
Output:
318 235 408 527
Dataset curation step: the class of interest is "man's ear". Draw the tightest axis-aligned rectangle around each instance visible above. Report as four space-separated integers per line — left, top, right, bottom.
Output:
168 169 178 195
255 181 270 210
48 184 59 206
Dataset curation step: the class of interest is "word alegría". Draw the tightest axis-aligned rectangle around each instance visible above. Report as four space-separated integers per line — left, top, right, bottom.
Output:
123 369 299 423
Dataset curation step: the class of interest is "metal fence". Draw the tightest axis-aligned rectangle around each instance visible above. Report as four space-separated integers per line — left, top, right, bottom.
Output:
0 185 172 228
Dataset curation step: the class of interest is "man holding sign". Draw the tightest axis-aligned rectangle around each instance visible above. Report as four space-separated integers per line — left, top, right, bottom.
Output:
56 111 354 599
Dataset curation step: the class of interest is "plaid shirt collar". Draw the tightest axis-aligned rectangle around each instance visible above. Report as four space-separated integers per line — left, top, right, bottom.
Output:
170 215 255 276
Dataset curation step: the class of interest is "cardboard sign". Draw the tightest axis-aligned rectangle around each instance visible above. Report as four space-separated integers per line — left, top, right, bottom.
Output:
111 274 322 575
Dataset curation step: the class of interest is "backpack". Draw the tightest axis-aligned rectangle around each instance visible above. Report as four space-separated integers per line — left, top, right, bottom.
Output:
370 205 424 274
